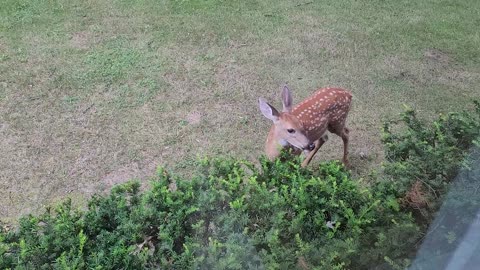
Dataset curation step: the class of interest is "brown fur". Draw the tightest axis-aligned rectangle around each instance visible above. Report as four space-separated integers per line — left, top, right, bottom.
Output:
259 86 352 167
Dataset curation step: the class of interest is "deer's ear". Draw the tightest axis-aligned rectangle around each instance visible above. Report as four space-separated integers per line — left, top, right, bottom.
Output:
282 85 293 112
259 98 280 122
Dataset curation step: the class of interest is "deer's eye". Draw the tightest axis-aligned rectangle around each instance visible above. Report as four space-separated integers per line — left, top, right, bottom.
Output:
287 128 295 134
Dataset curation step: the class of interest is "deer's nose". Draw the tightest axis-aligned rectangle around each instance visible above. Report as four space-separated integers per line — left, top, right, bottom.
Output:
306 143 315 151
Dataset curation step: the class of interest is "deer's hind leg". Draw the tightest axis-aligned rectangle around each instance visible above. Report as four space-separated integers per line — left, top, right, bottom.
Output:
328 122 350 167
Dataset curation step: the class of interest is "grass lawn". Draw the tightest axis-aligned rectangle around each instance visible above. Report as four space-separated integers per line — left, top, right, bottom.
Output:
1 0 479 222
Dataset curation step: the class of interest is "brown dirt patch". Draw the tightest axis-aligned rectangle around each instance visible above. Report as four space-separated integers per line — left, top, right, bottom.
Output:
186 111 202 125
424 48 450 65
101 162 147 189
71 31 91 49
81 157 162 195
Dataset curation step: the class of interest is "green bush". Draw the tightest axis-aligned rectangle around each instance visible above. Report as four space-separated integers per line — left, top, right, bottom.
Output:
1 157 400 269
378 101 480 267
1 101 479 269
381 101 480 213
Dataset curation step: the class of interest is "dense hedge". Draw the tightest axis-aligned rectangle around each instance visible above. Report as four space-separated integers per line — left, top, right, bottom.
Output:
1 101 479 269
379 101 480 268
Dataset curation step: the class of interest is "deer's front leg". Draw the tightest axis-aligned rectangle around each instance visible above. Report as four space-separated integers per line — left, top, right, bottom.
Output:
301 134 328 168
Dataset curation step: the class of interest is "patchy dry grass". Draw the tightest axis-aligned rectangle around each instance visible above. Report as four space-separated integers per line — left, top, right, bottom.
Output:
1 0 479 222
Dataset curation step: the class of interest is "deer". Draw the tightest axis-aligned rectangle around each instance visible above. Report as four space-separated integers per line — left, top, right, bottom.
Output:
258 85 352 168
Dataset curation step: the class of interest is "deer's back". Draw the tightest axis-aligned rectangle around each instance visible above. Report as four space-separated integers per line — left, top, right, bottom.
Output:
291 88 352 140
